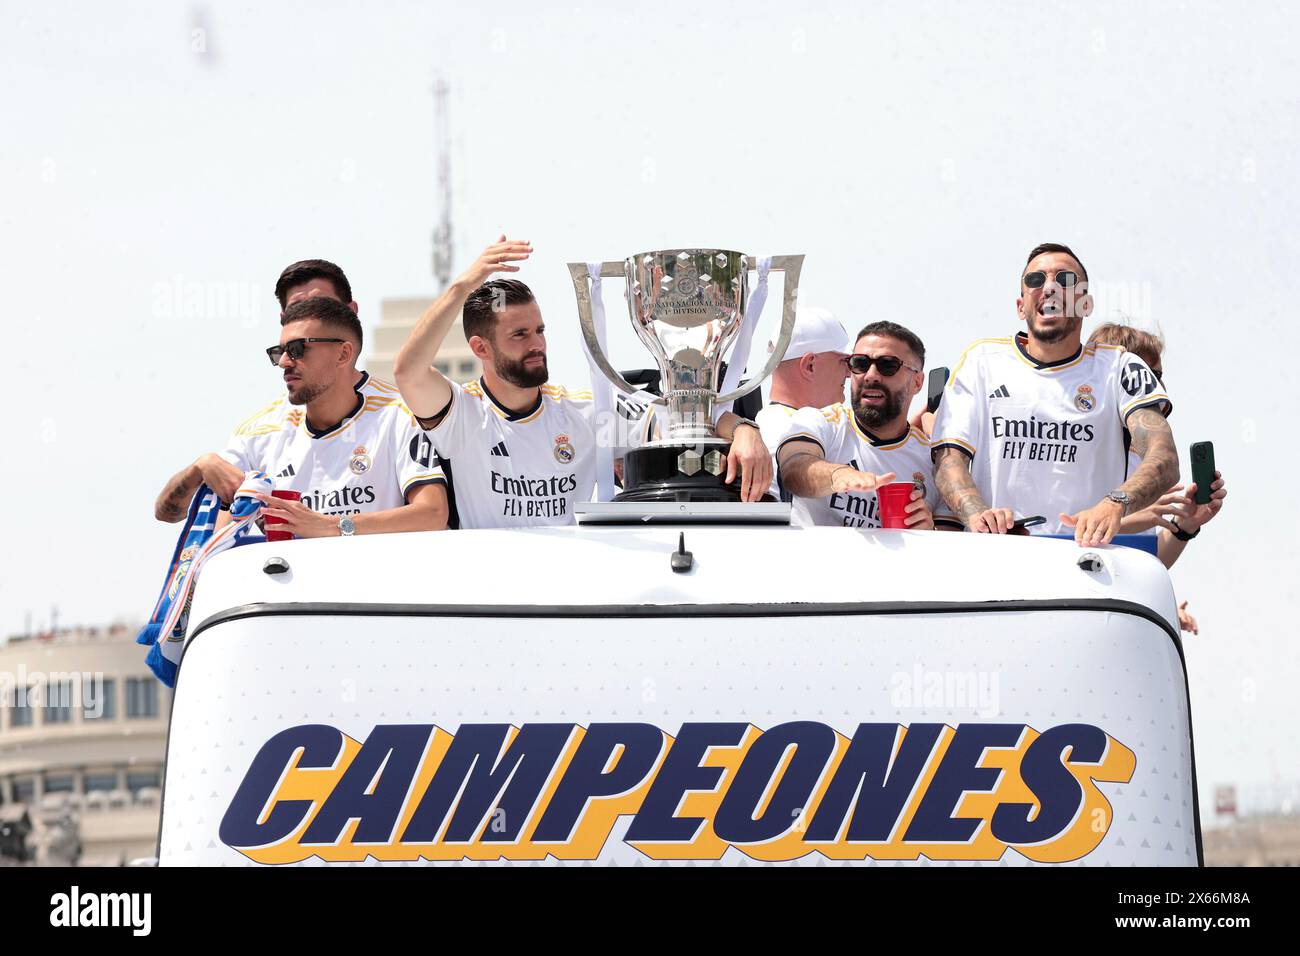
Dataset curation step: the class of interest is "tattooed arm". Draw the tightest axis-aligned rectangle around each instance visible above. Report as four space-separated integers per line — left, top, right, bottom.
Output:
932 446 1015 533
154 453 244 522
155 463 201 522
1121 407 1181 511
1060 406 1179 546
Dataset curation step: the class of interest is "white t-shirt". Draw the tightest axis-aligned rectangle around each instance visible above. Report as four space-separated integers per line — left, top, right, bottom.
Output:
777 403 940 528
220 372 446 516
423 378 619 529
931 333 1172 534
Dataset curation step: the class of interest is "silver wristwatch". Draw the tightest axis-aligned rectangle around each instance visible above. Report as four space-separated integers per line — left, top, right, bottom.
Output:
730 416 760 434
1105 490 1132 514
338 516 356 537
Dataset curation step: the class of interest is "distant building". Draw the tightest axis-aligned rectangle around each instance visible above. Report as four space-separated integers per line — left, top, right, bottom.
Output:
1204 813 1300 866
0 623 169 866
367 297 480 385
1203 782 1300 866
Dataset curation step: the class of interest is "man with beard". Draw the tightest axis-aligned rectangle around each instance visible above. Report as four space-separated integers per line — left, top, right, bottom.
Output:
154 258 362 518
775 321 941 530
394 237 774 528
154 296 449 536
931 243 1178 545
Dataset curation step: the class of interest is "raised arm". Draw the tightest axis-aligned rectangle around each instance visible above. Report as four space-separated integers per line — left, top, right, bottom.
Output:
394 236 533 417
932 446 1014 533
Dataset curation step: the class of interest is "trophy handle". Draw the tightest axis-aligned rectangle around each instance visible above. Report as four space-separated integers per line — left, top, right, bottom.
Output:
567 261 667 404
715 254 803 405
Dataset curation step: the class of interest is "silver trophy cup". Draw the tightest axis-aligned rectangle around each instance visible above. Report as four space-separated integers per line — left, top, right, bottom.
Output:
569 249 803 501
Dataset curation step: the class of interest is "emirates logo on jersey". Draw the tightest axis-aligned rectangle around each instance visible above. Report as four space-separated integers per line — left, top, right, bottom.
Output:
349 445 373 476
1075 384 1096 412
553 433 575 465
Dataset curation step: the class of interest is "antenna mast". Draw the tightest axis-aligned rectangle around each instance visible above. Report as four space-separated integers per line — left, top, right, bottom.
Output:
431 77 453 290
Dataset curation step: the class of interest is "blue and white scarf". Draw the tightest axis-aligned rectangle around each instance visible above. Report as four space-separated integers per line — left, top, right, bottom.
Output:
137 471 272 686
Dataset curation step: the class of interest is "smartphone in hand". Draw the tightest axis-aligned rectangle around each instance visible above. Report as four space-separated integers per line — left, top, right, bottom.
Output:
927 367 949 414
1190 442 1215 505
1012 515 1046 530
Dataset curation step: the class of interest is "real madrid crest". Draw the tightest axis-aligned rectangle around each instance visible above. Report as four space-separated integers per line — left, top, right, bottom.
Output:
168 545 200 601
553 433 575 465
349 445 372 475
1074 384 1095 412
911 470 927 494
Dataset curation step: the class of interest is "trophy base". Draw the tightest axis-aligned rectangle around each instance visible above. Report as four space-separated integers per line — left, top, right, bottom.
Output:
615 444 774 503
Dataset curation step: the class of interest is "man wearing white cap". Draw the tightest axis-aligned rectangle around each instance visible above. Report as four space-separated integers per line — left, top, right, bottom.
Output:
755 306 853 498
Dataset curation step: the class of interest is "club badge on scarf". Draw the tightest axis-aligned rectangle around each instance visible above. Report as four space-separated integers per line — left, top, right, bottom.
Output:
137 471 272 686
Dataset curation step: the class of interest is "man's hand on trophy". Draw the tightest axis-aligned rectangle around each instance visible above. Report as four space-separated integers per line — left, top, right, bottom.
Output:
459 234 534 287
829 466 897 494
725 424 774 502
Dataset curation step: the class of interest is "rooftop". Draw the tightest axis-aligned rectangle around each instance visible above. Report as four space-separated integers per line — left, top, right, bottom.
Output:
2 623 139 649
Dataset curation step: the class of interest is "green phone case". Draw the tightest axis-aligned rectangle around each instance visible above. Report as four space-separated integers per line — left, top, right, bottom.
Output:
1190 442 1215 505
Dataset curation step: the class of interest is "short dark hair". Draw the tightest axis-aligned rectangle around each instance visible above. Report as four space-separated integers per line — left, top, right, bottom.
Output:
463 279 536 342
1023 243 1088 284
856 321 925 367
274 259 353 308
281 296 363 353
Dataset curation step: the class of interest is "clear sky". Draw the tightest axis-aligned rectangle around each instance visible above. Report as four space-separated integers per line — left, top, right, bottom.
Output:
2 1 1296 818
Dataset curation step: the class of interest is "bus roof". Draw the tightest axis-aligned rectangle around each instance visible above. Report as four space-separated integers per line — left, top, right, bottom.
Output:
186 527 1178 634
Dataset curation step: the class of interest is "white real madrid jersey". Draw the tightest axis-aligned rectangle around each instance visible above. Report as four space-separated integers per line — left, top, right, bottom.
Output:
756 402 800 500
931 333 1172 534
777 403 940 529
219 372 446 516
423 378 601 529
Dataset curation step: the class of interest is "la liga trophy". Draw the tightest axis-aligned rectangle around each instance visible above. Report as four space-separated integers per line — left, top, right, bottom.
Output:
568 250 803 503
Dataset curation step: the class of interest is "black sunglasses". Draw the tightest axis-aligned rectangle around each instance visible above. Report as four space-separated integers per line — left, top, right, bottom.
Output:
266 337 345 366
1023 270 1079 289
847 354 920 376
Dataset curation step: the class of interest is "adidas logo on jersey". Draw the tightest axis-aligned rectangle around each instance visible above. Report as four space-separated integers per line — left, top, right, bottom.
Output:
276 464 296 478
489 441 510 457
988 385 1011 399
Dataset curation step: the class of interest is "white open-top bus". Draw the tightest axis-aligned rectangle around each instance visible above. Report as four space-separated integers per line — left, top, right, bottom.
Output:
156 511 1200 867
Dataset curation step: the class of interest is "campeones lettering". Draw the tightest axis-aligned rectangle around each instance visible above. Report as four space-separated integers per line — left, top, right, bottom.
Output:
219 721 1135 864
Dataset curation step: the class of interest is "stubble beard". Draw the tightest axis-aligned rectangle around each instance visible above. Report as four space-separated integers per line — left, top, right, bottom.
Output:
1027 313 1082 346
287 379 329 405
1025 293 1083 346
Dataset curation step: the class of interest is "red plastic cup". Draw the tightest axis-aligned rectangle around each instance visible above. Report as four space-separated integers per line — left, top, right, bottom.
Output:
877 481 918 529
264 489 301 541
